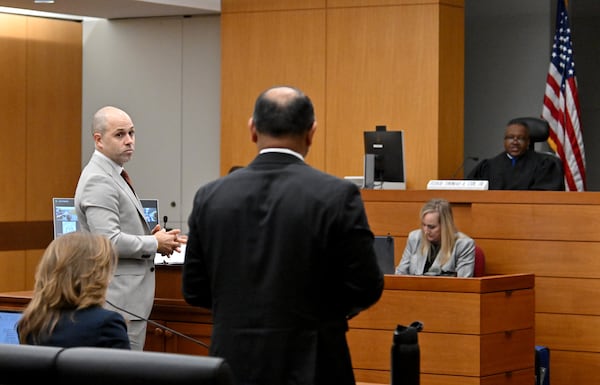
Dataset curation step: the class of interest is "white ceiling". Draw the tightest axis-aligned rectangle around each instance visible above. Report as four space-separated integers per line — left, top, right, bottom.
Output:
0 0 220 19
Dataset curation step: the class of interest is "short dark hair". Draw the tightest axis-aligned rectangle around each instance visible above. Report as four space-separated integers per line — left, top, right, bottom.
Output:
507 118 530 133
252 86 315 137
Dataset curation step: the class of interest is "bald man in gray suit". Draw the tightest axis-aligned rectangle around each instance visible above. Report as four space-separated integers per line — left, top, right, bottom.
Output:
75 106 184 350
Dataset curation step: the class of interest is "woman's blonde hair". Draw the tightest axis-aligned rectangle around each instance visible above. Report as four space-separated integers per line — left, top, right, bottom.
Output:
419 198 458 266
18 232 117 344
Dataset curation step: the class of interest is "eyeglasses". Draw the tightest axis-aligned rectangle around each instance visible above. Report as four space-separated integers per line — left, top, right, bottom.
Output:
504 136 528 143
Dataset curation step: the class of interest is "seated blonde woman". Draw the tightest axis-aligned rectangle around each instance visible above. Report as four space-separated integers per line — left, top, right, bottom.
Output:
395 198 475 277
18 232 130 348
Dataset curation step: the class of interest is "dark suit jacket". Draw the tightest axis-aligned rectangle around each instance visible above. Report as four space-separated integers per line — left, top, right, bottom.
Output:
183 151 384 385
23 306 130 349
467 150 565 190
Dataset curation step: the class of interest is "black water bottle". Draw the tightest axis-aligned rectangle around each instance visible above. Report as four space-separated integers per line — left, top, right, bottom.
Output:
391 321 423 385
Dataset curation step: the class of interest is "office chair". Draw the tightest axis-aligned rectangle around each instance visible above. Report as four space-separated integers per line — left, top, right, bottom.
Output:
508 117 550 150
509 117 566 191
474 245 486 277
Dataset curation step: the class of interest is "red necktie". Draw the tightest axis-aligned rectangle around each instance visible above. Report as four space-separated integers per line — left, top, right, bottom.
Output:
121 169 135 194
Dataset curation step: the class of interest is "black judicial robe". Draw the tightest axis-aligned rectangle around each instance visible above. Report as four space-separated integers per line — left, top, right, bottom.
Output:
466 150 565 191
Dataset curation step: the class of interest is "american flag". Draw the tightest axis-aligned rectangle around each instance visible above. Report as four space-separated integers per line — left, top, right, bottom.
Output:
542 0 586 191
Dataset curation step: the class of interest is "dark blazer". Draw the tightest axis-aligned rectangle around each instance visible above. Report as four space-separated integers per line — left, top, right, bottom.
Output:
183 152 384 385
467 150 565 191
23 306 130 349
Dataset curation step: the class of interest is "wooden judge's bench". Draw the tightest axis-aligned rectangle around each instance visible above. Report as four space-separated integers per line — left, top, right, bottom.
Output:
2 190 599 385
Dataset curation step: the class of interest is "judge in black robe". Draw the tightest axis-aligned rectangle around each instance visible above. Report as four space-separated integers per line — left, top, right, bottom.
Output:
466 120 565 191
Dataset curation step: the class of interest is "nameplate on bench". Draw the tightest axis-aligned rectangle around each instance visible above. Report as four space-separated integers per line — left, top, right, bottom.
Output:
426 180 489 190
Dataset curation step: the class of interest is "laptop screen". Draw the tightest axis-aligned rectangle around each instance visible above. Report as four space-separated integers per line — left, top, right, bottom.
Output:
52 197 160 239
140 199 159 230
0 310 22 345
52 197 80 239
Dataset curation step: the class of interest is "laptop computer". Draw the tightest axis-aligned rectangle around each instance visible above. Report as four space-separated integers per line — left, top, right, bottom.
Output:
52 197 160 239
0 310 22 344
52 197 80 238
374 235 395 274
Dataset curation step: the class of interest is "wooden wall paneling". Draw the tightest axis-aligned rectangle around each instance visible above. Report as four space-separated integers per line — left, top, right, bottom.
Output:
328 0 465 7
0 251 26 292
350 290 483 332
26 17 82 221
478 328 535 376
535 277 600 315
25 250 43 290
220 8 327 175
221 0 325 13
326 5 440 186
438 2 465 179
551 350 600 385
349 319 535 382
471 203 600 242
536 313 600 353
0 14 27 222
474 239 600 278
364 201 472 236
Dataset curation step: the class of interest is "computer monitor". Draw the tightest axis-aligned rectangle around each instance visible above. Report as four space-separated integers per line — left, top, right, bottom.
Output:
363 128 406 189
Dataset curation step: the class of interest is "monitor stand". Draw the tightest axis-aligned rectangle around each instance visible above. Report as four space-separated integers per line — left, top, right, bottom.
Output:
363 154 375 189
380 181 406 190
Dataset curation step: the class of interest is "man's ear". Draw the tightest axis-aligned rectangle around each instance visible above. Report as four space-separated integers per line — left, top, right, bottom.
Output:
249 117 258 143
93 132 102 148
306 121 317 147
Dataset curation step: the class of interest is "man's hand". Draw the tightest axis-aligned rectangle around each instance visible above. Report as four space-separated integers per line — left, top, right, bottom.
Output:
152 225 186 255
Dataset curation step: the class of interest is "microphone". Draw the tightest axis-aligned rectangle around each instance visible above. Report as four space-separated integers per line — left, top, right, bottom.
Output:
163 215 171 231
106 299 209 349
451 156 479 179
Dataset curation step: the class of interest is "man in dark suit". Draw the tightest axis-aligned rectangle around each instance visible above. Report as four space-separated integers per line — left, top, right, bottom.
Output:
182 86 384 385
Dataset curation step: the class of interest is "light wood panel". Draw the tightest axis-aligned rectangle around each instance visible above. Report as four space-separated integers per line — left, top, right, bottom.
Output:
26 17 82 221
354 369 534 385
535 277 600 315
0 251 26 292
326 5 440 187
348 326 534 377
222 0 325 12
536 313 600 353
0 13 82 292
329 0 464 6
551 350 600 385
471 203 600 241
438 2 464 179
474 239 600 278
220 8 326 175
350 289 533 334
0 13 26 222
221 1 465 186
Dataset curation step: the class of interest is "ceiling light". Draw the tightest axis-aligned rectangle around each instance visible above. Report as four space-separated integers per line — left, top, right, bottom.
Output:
34 0 55 3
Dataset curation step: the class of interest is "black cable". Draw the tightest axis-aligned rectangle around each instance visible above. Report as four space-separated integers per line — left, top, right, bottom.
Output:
106 299 210 349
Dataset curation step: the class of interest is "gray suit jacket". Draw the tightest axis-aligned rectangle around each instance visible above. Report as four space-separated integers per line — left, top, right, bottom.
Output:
75 151 157 319
395 229 475 277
